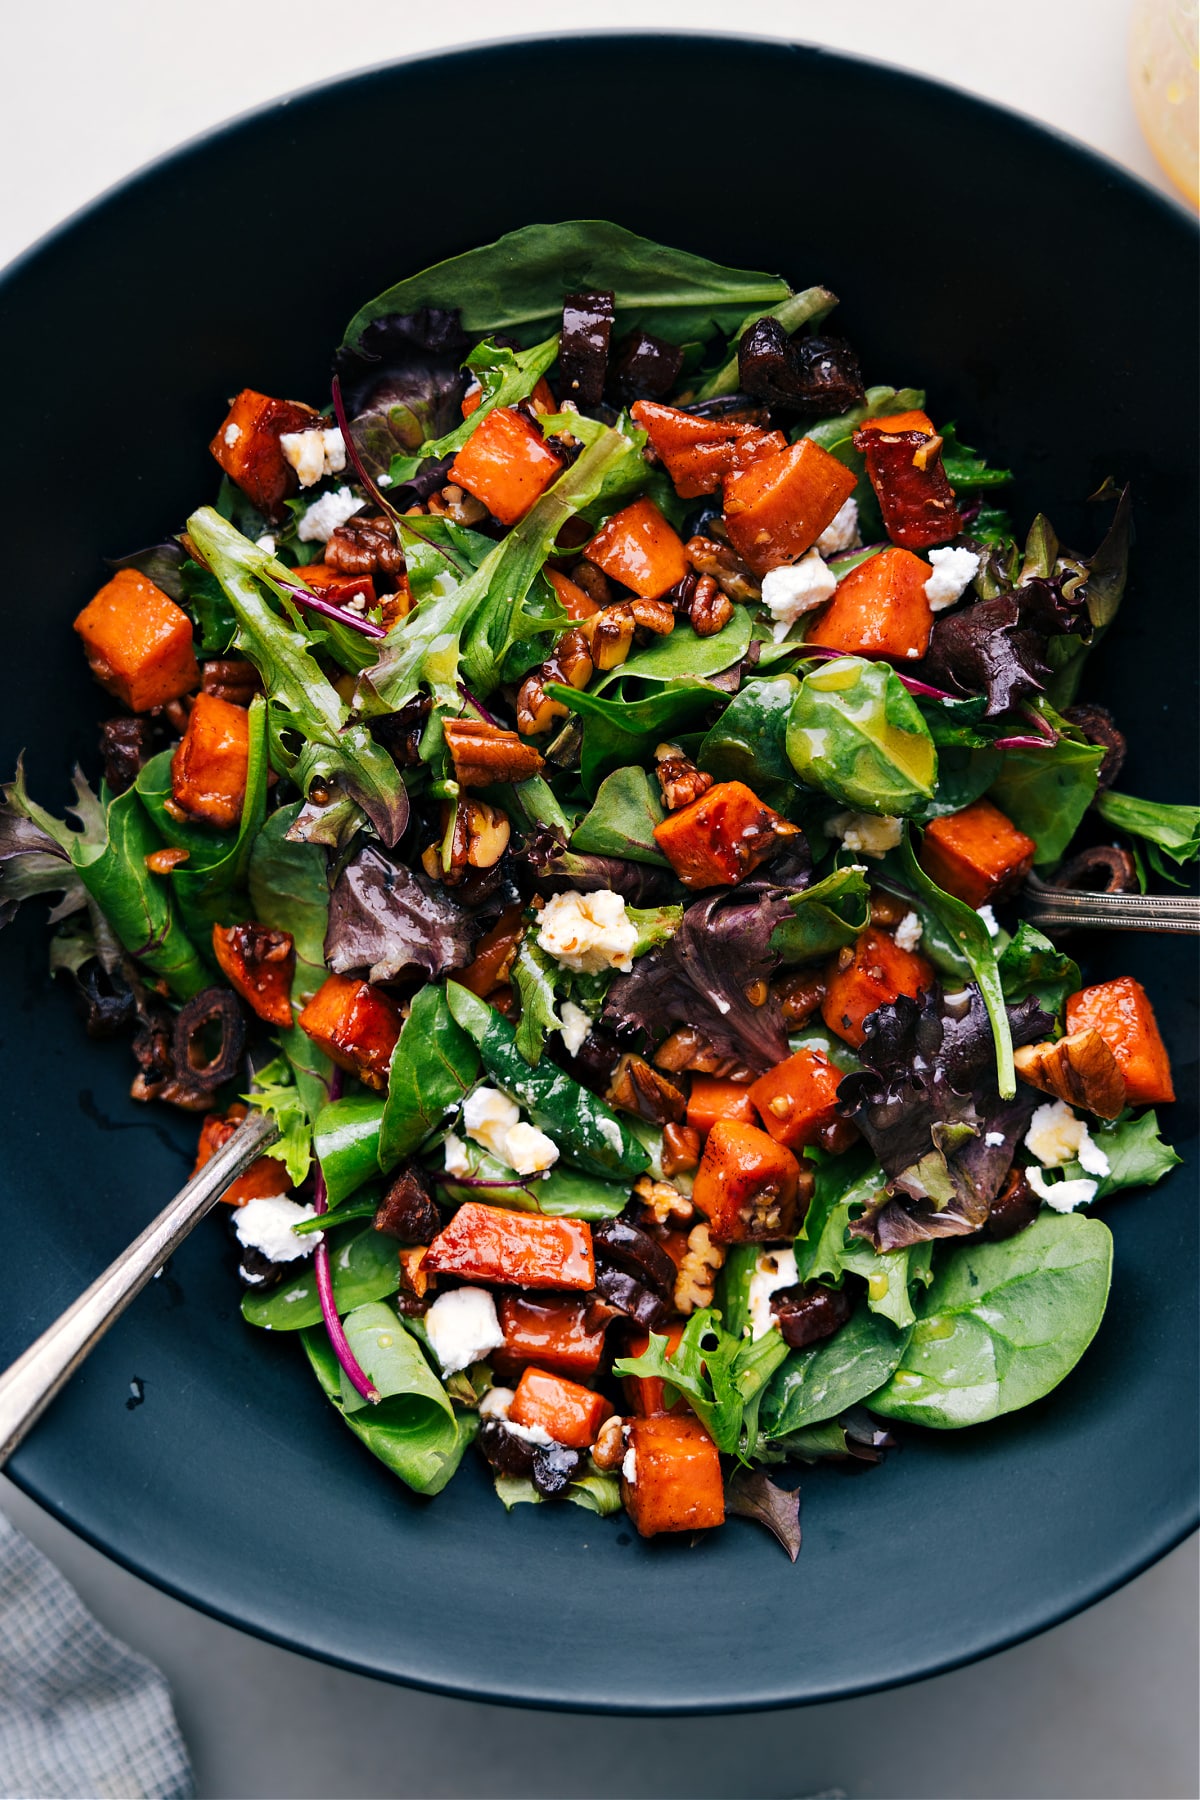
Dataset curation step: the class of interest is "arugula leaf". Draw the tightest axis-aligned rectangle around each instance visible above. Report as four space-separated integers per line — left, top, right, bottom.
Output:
998 922 1080 1019
626 903 683 957
548 680 724 796
594 607 753 691
770 865 871 964
1093 791 1200 871
379 983 480 1169
695 286 839 400
936 422 1013 489
868 1213 1113 1427
786 657 938 815
342 220 793 351
244 1055 313 1186
989 737 1105 865
570 766 668 866
698 674 802 817
241 1225 400 1330
613 1309 745 1452
512 938 563 1066
388 334 559 484
761 1307 912 1436
1061 1109 1180 1199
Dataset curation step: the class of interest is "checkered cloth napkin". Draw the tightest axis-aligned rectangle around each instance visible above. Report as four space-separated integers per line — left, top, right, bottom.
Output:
0 1512 193 1799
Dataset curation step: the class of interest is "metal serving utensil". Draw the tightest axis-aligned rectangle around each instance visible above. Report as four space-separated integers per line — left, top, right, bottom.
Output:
0 1111 278 1466
1021 875 1200 935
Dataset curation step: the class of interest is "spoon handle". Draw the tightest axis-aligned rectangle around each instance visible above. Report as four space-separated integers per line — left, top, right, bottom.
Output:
0 1112 279 1466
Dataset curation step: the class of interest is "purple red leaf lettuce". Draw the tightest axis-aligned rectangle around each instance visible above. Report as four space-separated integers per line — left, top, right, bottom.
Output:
332 308 469 480
324 843 477 984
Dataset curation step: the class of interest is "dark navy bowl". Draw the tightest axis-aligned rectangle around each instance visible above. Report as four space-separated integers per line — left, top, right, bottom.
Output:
0 33 1196 1712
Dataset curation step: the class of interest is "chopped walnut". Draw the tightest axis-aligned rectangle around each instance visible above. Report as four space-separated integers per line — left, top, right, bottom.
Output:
324 513 405 578
773 969 828 1028
607 1055 686 1126
592 1413 626 1470
652 1026 753 1082
633 1175 695 1226
674 1222 726 1315
443 718 546 786
202 658 262 706
570 560 612 609
656 746 714 811
687 574 735 637
685 534 761 603
1014 1029 1127 1120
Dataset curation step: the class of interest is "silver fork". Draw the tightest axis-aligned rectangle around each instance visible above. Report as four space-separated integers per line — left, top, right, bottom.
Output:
1022 874 1200 935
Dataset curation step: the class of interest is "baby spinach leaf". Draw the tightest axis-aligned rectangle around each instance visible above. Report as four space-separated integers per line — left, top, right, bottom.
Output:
770 865 871 964
936 423 1013 489
1061 1110 1180 1199
914 744 1003 822
342 220 792 351
570 766 668 866
302 1313 473 1496
241 1225 400 1330
438 1139 628 1220
314 1095 386 1206
379 983 480 1169
698 674 801 816
791 1150 930 1327
696 286 839 400
761 1308 912 1437
998 922 1080 1019
867 1213 1113 1428
595 608 752 690
989 737 1105 866
337 1303 448 1417
786 657 937 815
512 939 563 1066
447 982 649 1180
548 680 724 795
1093 791 1200 868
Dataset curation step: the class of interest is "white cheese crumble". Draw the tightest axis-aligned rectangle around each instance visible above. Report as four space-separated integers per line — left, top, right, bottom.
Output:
1024 1100 1110 1176
976 904 1000 938
280 425 347 488
558 1000 593 1057
424 1286 505 1375
377 472 393 487
622 1446 638 1484
1026 1165 1099 1213
537 889 638 974
893 910 924 952
747 1248 798 1341
824 810 904 858
233 1195 319 1263
984 1131 1006 1148
924 545 980 611
815 496 861 557
255 533 276 555
462 1086 520 1160
296 484 365 543
479 1386 514 1420
443 1132 471 1177
223 421 242 446
760 548 837 641
505 1419 557 1447
504 1121 559 1175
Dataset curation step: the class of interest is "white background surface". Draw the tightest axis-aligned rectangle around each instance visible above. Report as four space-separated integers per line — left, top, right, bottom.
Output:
2 3 1196 1797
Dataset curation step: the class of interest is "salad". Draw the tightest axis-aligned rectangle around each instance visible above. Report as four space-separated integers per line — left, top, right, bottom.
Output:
3 220 1194 1558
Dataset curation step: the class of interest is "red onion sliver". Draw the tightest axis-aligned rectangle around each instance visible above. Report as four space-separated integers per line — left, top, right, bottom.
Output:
313 1068 380 1405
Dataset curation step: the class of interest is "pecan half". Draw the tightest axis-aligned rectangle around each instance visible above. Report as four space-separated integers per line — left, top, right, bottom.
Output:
686 574 735 637
443 718 545 786
606 1054 686 1126
684 534 761 603
1014 1028 1127 1119
652 1026 753 1082
773 970 828 1029
660 1123 702 1178
202 658 262 706
324 513 404 578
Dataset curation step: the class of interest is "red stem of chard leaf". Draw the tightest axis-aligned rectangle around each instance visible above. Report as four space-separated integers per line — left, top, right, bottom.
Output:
312 1067 380 1405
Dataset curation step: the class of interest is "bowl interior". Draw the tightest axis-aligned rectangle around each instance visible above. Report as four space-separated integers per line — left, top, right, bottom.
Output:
0 33 1196 1711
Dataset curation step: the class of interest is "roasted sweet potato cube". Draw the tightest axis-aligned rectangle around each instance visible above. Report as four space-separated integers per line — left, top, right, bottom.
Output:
170 692 250 829
919 798 1036 908
748 1048 844 1150
853 417 962 550
509 1367 614 1448
692 1120 803 1244
821 926 934 1048
862 409 936 435
631 399 786 499
653 779 801 889
621 1415 726 1537
493 1293 607 1381
448 406 563 526
211 922 295 1028
298 562 377 609
458 903 526 999
814 545 934 662
297 973 404 1092
1065 977 1175 1106
546 567 599 620
722 437 857 576
74 569 199 712
192 1104 292 1207
583 498 690 599
424 1202 595 1290
685 1075 758 1134
209 388 322 518
621 1322 688 1417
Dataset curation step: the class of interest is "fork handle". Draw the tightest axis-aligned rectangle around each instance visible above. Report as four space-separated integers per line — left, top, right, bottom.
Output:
0 1113 278 1467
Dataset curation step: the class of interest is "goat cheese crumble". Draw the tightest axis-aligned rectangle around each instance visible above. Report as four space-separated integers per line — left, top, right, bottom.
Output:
462 1086 520 1160
505 1419 557 1447
443 1132 471 1177
1024 1100 1111 1176
761 549 837 641
479 1387 514 1420
824 810 903 858
924 545 980 610
504 1121 559 1175
984 1131 1006 1148
537 889 638 974
223 422 242 447
1026 1166 1099 1213
425 1286 505 1375
747 1247 798 1341
255 533 276 555
296 485 364 543
815 496 861 556
893 910 924 952
622 1446 638 1483
233 1195 319 1263
558 1000 593 1057
280 425 347 488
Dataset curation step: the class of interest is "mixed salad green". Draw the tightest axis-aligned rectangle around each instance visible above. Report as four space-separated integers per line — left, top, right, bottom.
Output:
2 221 1194 1557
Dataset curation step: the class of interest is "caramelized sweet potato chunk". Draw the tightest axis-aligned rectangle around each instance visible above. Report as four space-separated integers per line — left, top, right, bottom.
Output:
1065 976 1175 1106
424 1202 595 1290
691 1120 805 1244
583 498 689 599
814 545 934 662
631 399 785 499
209 388 322 518
621 1322 688 1417
545 567 599 620
621 1415 726 1537
297 562 376 610
821 927 934 1048
722 437 857 576
748 1047 844 1150
297 973 403 1092
448 406 563 526
457 903 525 999
74 570 199 712
509 1367 614 1448
685 1075 758 1134
653 779 801 889
170 693 250 829
212 923 295 1028
192 1103 291 1207
493 1293 607 1380
919 798 1036 909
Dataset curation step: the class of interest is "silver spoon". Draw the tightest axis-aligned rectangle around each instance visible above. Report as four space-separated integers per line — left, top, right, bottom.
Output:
0 1111 278 1466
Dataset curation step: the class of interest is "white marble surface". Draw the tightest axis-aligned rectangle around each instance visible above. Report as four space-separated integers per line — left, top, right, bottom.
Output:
3 3 1196 1796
